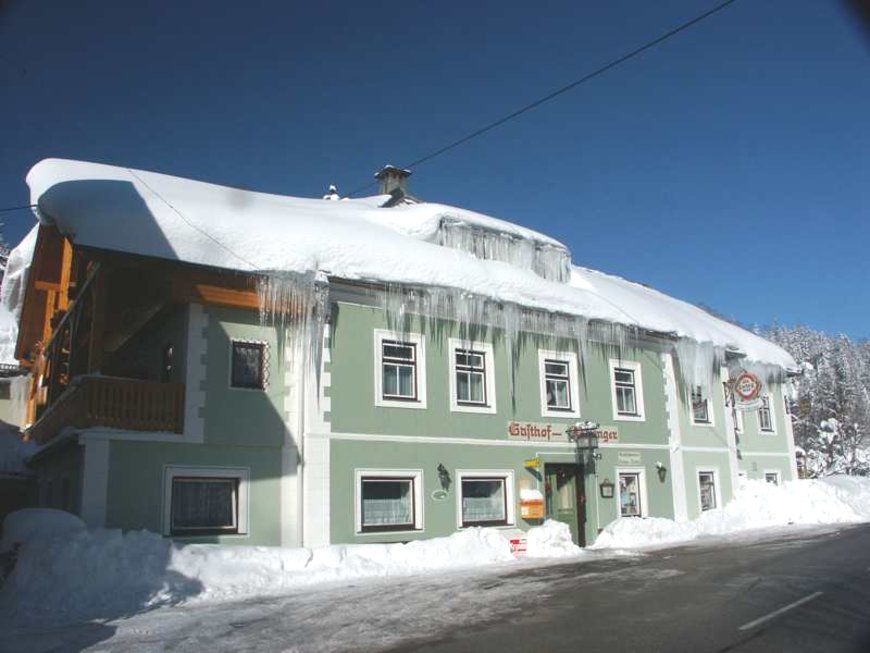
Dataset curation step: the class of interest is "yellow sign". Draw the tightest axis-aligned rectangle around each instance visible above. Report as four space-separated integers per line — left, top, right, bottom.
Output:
520 502 545 520
523 457 541 470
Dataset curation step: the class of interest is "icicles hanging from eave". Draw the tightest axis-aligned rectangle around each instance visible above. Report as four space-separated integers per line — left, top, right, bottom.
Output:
436 220 572 284
674 339 725 396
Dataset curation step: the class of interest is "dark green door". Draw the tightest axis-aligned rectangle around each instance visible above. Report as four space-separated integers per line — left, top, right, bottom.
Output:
544 463 586 546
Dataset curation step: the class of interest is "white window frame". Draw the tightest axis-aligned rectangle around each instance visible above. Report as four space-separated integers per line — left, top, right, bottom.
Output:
162 465 250 537
609 359 645 421
764 470 780 485
455 469 516 529
615 467 648 517
448 338 497 414
696 467 722 513
690 386 715 427
538 350 581 418
374 330 427 409
228 339 269 391
354 469 424 535
758 394 776 434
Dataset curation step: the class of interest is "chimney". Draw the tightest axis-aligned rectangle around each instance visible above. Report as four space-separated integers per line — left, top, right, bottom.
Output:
374 165 411 196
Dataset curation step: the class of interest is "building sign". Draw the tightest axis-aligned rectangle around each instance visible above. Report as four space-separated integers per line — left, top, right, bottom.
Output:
617 451 642 465
507 422 619 443
523 457 542 470
734 371 762 402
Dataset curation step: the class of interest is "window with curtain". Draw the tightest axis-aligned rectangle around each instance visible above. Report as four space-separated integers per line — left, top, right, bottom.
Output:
764 472 780 485
455 349 487 405
691 386 710 423
698 472 717 511
171 477 239 535
381 341 417 400
618 472 642 517
461 477 507 526
360 477 415 531
231 341 267 389
614 368 638 415
544 359 571 410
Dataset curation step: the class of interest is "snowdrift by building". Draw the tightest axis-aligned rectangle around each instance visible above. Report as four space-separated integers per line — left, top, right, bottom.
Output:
591 476 870 550
0 512 577 626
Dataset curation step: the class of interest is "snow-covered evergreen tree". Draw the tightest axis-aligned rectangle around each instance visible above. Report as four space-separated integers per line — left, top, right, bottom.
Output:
761 325 870 477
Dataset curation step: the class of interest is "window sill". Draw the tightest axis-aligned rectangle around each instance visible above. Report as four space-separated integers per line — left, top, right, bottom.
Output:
613 413 645 422
450 402 497 414
375 397 427 410
356 528 422 536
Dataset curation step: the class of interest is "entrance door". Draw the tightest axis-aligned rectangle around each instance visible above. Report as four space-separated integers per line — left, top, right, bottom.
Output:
544 463 586 546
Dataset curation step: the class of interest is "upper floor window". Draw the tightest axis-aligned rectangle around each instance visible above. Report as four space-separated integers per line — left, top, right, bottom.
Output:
230 340 267 390
691 386 711 425
609 359 645 421
538 350 580 418
374 330 427 409
449 339 496 413
758 395 775 433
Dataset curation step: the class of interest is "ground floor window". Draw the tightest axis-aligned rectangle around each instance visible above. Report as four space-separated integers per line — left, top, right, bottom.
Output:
698 471 718 511
461 477 507 526
764 471 780 485
618 471 644 517
163 466 249 537
355 470 423 533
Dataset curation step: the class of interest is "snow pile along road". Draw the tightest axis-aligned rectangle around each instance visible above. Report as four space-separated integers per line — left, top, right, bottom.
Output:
0 512 578 626
591 476 870 550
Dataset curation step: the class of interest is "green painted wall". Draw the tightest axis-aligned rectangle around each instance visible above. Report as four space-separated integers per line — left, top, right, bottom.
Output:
105 439 282 545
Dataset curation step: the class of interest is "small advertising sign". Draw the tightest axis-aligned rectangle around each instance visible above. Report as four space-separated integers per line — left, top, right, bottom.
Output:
617 451 642 465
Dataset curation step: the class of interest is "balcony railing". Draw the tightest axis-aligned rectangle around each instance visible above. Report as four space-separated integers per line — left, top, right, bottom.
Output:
28 376 185 445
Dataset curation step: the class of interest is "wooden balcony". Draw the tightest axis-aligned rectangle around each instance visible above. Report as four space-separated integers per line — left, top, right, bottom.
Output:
28 376 185 445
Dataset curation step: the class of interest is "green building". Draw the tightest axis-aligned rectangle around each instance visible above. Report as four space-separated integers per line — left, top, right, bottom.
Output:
13 159 798 548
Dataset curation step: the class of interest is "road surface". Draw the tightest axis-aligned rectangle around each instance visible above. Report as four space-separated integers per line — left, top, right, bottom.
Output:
2 524 869 652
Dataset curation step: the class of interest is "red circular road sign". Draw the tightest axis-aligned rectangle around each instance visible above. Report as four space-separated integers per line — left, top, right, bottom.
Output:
734 371 762 401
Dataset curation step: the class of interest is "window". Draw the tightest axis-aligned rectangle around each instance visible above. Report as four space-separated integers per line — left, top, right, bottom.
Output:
609 360 645 421
456 470 515 528
764 471 780 485
374 331 427 409
758 395 774 432
691 386 711 424
163 466 249 536
230 340 267 389
698 471 717 511
618 471 645 517
382 341 417 400
355 470 423 533
171 477 239 535
449 339 496 413
537 350 581 417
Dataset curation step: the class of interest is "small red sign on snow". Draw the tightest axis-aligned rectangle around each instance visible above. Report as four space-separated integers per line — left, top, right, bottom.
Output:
509 537 528 557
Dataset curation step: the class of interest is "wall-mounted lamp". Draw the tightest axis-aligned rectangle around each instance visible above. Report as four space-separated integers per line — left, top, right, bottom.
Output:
655 461 667 482
599 478 615 498
436 463 451 491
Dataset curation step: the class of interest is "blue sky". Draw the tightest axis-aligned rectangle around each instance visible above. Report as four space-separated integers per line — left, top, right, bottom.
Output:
1 0 868 337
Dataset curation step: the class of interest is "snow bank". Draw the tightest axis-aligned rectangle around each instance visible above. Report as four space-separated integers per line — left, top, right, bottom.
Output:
0 423 36 479
25 159 795 369
0 524 515 625
0 509 85 553
591 476 870 550
525 520 583 558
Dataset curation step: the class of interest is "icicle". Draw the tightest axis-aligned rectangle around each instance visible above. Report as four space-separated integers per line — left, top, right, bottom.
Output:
673 339 724 396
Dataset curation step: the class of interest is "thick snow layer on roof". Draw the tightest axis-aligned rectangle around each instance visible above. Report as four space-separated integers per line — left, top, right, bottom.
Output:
26 158 795 369
0 226 38 366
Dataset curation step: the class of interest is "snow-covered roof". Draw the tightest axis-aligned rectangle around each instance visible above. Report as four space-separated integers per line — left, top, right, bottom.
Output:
26 158 795 370
0 225 38 366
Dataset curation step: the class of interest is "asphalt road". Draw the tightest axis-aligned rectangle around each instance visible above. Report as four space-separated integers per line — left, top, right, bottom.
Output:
391 524 870 653
3 525 869 652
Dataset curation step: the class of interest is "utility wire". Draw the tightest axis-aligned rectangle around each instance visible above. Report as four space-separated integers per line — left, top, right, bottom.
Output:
347 0 739 196
0 204 37 214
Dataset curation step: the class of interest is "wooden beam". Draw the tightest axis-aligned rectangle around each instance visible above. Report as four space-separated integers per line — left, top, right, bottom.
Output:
174 281 261 310
57 238 73 310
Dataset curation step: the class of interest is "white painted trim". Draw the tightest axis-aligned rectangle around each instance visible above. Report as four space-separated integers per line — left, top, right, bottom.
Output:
615 466 649 517
455 468 516 529
353 468 424 534
319 430 671 450
448 338 497 414
161 465 250 537
781 385 800 481
661 353 688 522
681 446 731 453
227 338 270 392
373 329 427 409
182 303 207 443
757 393 777 435
79 438 109 528
719 366 740 497
695 466 722 513
537 350 581 419
737 451 794 458
609 359 645 422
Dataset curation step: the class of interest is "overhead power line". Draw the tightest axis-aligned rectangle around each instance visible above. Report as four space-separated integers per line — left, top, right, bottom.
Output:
348 0 740 196
0 204 37 214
